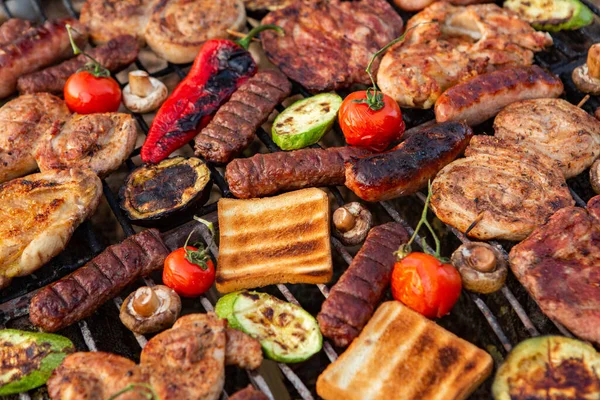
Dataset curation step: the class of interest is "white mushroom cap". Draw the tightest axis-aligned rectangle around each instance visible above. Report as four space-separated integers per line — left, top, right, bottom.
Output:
123 70 168 114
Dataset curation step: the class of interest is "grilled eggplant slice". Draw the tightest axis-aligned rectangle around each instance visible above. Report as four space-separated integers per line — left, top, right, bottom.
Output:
120 157 212 228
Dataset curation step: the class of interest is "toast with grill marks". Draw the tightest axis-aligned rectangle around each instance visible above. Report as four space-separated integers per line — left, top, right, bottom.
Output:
216 188 332 293
317 301 493 400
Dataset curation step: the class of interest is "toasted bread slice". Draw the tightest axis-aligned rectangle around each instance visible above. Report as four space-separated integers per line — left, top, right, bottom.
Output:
317 301 493 400
217 188 332 293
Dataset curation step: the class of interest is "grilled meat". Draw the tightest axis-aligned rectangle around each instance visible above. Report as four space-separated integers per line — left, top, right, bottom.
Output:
0 169 102 290
80 0 155 44
494 98 600 179
0 19 33 46
393 0 489 12
0 18 87 99
435 66 564 126
244 0 294 10
226 147 371 199
261 0 404 92
0 93 70 184
230 386 269 400
509 196 600 345
345 121 473 202
377 2 552 109
29 229 170 332
194 69 291 164
225 328 263 370
317 223 409 347
17 35 139 95
431 136 574 241
34 113 138 178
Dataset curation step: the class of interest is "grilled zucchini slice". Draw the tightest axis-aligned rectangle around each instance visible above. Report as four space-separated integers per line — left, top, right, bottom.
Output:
504 0 593 32
215 291 243 330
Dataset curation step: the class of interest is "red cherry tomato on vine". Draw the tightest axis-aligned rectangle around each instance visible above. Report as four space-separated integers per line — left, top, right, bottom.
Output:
64 70 122 114
163 246 215 297
339 90 405 152
391 252 462 318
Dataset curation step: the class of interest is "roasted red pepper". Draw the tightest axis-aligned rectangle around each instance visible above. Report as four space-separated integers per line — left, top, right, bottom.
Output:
141 25 283 164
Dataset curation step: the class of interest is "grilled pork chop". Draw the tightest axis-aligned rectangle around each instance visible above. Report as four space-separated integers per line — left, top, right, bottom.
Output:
34 113 138 177
509 196 600 345
0 169 102 289
80 0 155 44
494 98 600 179
431 136 574 241
0 93 70 184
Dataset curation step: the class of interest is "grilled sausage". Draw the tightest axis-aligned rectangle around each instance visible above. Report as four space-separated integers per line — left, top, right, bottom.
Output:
226 146 372 199
435 65 564 126
17 35 139 94
194 70 291 164
317 223 409 347
0 18 87 99
0 19 33 46
345 121 473 202
29 229 169 332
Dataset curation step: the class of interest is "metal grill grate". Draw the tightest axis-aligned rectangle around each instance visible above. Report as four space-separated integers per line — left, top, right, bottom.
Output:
1 0 599 398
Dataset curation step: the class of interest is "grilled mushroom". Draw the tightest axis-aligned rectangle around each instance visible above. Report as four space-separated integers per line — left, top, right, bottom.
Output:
451 242 507 294
123 70 168 113
591 158 600 194
332 202 373 246
572 44 600 95
120 285 181 334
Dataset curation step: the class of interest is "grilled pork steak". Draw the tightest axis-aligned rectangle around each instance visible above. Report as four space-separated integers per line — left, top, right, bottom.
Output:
80 0 155 44
509 196 600 345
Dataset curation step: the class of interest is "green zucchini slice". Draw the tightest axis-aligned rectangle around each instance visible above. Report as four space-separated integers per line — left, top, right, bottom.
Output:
215 291 243 330
504 0 593 31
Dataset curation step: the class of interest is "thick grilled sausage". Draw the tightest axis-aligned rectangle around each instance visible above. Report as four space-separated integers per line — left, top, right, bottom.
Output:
0 19 33 46
29 229 169 332
17 35 139 94
435 65 564 126
317 223 409 347
0 18 87 99
345 121 473 202
194 70 291 164
226 146 372 199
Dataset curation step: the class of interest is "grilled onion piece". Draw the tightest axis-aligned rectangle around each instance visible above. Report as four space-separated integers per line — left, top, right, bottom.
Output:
451 242 507 294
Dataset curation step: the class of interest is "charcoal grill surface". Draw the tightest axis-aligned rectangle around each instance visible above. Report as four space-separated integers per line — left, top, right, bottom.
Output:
1 0 600 399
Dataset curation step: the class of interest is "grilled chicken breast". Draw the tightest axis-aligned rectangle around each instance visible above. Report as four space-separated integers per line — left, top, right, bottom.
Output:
377 2 552 108
0 93 70 184
80 0 155 44
431 136 574 241
494 98 600 179
34 113 138 178
0 169 102 289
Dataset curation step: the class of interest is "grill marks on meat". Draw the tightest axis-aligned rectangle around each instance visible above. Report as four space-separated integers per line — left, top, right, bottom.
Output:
17 35 139 94
29 229 169 332
261 0 404 92
317 223 410 347
194 70 291 164
509 196 600 345
0 19 33 46
80 0 155 44
225 146 372 199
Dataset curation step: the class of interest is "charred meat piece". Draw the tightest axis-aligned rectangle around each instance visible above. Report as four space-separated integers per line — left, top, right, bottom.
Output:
0 19 33 46
317 223 409 347
0 18 87 99
229 386 269 400
29 229 170 332
80 0 154 44
0 93 70 184
194 70 291 164
34 113 138 178
226 147 371 199
508 196 600 345
261 0 403 92
17 35 139 95
345 121 473 202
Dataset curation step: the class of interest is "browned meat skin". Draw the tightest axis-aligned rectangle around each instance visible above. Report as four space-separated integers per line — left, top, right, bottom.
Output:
17 35 139 94
0 19 33 46
226 147 371 199
434 65 563 126
194 70 291 164
229 386 269 400
0 18 87 99
508 196 600 345
261 0 403 92
29 229 169 332
225 328 263 370
344 122 473 202
317 223 409 347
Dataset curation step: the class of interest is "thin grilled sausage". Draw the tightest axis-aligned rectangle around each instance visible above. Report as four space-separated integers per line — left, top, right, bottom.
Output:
317 223 409 347
29 229 169 332
225 146 372 199
434 65 564 126
345 121 473 202
194 70 291 164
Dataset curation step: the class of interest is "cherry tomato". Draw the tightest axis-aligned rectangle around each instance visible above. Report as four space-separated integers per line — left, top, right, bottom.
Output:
64 70 122 114
339 90 405 152
391 252 462 318
163 246 215 297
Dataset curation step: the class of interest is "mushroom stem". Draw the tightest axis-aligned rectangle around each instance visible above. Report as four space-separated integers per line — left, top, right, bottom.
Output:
333 207 356 233
468 246 496 273
132 287 160 317
588 44 600 79
129 71 154 98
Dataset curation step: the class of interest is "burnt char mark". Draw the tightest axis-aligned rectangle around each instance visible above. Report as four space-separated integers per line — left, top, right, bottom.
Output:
412 346 461 400
0 339 54 382
130 164 196 213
